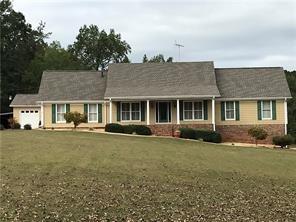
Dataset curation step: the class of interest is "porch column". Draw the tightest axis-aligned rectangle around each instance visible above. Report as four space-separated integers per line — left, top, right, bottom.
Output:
284 98 288 135
212 97 216 131
109 98 112 123
177 99 180 124
40 102 44 127
147 100 150 125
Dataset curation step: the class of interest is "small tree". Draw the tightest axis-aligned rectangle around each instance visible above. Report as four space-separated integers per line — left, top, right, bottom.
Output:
64 112 87 129
248 126 268 146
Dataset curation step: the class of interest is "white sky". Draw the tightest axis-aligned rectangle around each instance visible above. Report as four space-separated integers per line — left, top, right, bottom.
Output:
13 0 296 70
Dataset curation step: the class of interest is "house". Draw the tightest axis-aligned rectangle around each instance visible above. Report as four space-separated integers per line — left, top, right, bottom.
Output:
10 61 292 143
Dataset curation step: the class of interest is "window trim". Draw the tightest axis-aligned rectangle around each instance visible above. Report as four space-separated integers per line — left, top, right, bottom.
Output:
56 104 66 123
225 101 236 121
261 100 272 120
183 101 204 121
120 102 141 122
88 104 98 123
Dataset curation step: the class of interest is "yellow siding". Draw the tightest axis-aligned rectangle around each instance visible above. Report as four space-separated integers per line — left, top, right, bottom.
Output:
106 100 212 125
13 107 41 122
215 100 285 125
44 103 106 128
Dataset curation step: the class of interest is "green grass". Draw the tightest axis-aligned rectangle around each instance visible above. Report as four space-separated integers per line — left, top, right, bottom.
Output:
1 130 296 221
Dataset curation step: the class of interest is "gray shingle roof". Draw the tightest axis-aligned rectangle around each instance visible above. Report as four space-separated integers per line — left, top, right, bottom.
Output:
10 94 39 106
215 67 292 99
38 71 107 101
104 62 221 99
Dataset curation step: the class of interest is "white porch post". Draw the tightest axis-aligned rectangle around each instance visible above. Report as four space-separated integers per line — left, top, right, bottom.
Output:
212 97 216 131
147 100 150 125
40 102 44 127
284 98 288 135
109 98 112 123
177 99 180 125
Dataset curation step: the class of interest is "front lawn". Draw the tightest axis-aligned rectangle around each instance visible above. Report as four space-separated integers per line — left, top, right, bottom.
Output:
1 130 296 221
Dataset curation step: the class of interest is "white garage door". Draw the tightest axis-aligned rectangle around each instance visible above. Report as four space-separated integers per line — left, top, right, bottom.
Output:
20 110 40 129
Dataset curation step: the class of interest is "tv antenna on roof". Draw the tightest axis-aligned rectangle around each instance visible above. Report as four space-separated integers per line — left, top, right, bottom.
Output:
175 40 184 62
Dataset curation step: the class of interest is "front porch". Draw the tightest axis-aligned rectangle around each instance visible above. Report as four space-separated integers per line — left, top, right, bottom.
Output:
106 99 216 135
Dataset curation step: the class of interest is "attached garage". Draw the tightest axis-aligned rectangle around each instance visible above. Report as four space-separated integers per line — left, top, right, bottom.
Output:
10 94 41 129
19 109 40 129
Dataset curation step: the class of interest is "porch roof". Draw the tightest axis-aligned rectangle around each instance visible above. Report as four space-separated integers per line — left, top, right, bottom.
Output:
104 62 221 99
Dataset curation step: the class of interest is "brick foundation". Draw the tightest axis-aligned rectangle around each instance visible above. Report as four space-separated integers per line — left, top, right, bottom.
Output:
148 124 213 136
148 124 285 144
216 124 285 144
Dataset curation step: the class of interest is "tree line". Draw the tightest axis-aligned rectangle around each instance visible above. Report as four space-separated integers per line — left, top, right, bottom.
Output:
0 0 295 136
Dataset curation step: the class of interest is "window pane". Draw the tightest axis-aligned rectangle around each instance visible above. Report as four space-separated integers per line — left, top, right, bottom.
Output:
89 113 97 121
131 111 140 120
263 110 271 119
57 104 65 112
262 101 271 110
89 104 97 113
226 110 234 119
184 110 192 120
194 110 203 119
57 113 65 122
131 103 140 111
122 103 130 112
122 111 130 121
226 101 234 110
194 102 202 111
184 102 192 110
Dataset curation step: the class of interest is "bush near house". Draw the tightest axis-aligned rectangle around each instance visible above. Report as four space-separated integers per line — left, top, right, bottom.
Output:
105 123 124 133
0 124 4 130
8 118 20 129
180 128 222 143
64 112 87 129
248 126 268 146
273 135 295 148
105 124 152 135
24 124 32 130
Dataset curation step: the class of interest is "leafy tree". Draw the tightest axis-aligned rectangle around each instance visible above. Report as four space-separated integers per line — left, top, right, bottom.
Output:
64 112 87 129
22 41 88 93
0 0 49 113
68 25 131 71
285 70 296 138
142 54 173 63
248 126 268 146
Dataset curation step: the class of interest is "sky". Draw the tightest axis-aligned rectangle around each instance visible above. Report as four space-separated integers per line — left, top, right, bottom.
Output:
13 0 296 70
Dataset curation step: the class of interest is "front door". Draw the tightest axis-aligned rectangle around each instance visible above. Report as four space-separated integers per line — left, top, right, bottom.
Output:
156 102 171 123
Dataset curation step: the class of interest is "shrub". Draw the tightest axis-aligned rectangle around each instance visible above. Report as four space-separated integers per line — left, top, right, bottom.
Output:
273 135 294 148
248 126 268 146
11 122 21 129
105 123 124 133
8 118 21 129
134 125 152 135
180 128 222 143
123 125 136 134
24 124 32 130
180 128 196 139
64 112 87 129
0 124 4 130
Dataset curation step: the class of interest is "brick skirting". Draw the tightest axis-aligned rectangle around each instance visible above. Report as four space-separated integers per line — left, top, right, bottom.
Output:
216 124 285 144
148 124 213 136
148 124 285 144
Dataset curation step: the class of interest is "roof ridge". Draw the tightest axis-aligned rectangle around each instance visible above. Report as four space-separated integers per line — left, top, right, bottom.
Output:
43 70 102 72
110 61 214 65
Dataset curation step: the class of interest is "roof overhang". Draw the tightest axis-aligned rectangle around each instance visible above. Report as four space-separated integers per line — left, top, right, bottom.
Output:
10 105 41 108
36 100 105 104
105 95 221 100
216 97 292 101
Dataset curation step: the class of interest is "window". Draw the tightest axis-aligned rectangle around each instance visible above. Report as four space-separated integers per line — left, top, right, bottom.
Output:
262 100 272 120
225 101 235 120
88 104 98 122
56 104 66 123
183 101 203 120
121 102 140 121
